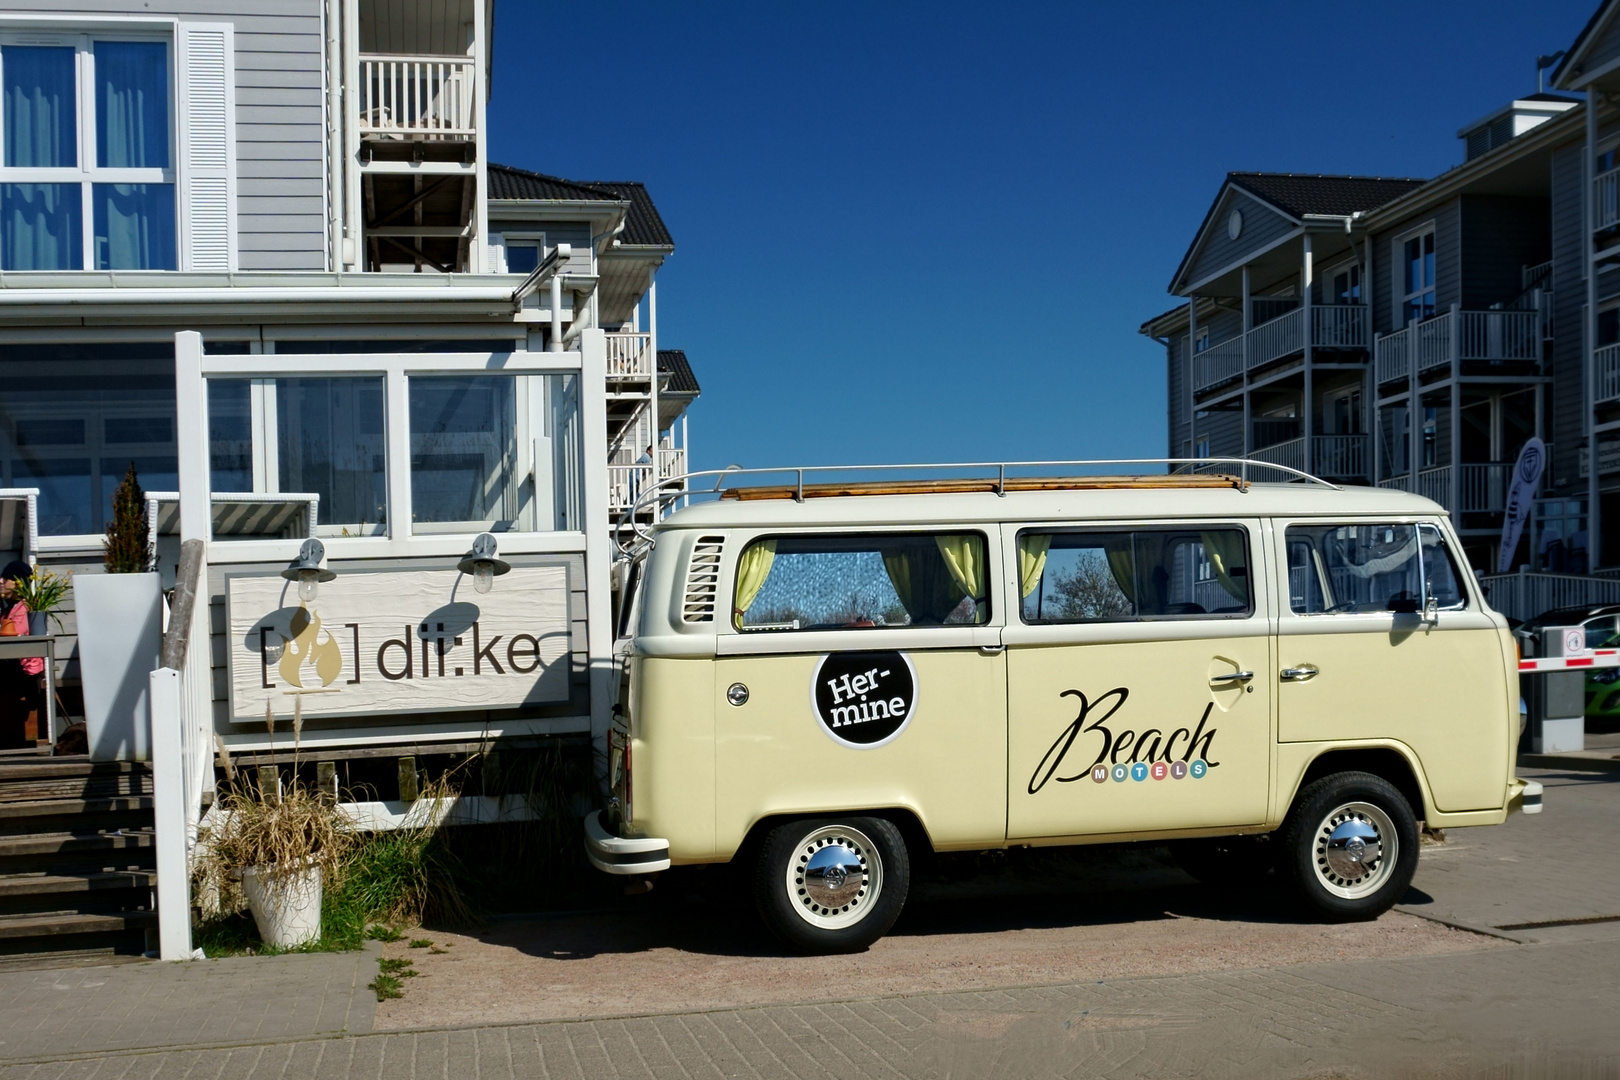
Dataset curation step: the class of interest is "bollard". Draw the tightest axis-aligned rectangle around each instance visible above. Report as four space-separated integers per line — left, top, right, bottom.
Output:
1533 626 1587 753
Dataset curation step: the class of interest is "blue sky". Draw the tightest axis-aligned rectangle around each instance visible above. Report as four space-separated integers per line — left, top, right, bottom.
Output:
486 0 1595 474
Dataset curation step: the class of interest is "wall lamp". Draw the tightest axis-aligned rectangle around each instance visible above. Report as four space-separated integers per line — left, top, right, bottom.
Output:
282 538 336 602
458 533 511 594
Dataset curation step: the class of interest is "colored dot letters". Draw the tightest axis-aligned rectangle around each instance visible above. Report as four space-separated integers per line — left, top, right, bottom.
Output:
1092 759 1207 784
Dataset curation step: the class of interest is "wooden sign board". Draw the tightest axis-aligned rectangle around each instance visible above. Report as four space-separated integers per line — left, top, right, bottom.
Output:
226 565 571 723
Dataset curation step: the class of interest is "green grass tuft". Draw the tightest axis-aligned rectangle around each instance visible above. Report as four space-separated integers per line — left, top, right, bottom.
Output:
408 938 432 948
368 974 403 1001
378 957 417 977
364 923 404 943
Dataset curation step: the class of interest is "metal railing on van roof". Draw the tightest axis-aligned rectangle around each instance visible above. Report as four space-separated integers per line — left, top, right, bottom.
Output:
612 457 1337 557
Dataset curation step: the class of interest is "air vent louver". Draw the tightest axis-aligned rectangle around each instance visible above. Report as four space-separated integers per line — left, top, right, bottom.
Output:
682 535 726 623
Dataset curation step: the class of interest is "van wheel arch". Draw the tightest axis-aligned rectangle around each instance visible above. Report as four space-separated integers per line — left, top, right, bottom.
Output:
737 808 934 867
1290 749 1428 824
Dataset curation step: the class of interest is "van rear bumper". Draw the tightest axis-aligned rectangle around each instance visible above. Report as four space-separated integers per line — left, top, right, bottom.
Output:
1508 778 1544 816
583 810 671 874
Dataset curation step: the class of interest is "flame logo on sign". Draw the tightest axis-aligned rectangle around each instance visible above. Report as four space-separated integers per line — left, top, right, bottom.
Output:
279 606 344 689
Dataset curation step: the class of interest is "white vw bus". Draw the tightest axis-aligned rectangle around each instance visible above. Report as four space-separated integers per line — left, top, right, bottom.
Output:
585 463 1540 954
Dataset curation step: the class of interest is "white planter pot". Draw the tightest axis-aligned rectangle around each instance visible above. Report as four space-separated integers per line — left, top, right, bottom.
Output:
73 573 162 761
240 862 324 948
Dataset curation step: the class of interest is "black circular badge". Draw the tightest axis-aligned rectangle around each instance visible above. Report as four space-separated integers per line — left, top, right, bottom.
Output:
810 650 917 749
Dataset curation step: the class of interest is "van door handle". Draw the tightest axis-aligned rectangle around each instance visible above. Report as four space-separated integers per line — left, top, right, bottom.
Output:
1281 664 1320 682
979 644 1005 654
1208 670 1254 684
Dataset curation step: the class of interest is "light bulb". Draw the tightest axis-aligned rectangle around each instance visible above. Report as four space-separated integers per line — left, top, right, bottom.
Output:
297 568 320 602
473 562 494 594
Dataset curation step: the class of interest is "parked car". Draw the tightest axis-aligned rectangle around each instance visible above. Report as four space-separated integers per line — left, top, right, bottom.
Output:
1514 604 1620 718
588 464 1542 954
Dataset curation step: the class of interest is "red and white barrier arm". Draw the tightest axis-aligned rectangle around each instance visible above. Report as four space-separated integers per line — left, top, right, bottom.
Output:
1519 649 1620 673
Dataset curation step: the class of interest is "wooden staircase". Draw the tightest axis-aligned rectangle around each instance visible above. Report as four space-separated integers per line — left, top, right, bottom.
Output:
0 756 157 968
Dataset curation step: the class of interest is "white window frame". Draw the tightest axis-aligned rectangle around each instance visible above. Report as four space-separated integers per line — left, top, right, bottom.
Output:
1325 386 1362 436
1324 257 1362 306
0 25 178 270
1393 222 1437 328
491 230 546 275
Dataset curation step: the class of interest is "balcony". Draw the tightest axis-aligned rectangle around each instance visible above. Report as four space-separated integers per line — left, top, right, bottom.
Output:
1377 459 1550 513
1375 306 1540 385
359 54 477 140
1193 305 1368 394
1597 166 1620 234
605 333 655 380
1249 434 1367 479
1597 343 1620 405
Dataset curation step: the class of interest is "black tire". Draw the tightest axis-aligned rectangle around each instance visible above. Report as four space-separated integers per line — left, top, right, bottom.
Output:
753 816 910 954
1280 771 1419 921
1168 835 1274 884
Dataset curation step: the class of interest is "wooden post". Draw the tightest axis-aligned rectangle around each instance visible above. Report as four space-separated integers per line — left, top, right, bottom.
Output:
256 765 281 804
316 761 337 804
398 756 419 802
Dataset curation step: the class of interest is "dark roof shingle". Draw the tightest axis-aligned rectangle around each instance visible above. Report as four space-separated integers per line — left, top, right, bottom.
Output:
658 349 699 395
487 164 674 248
1227 172 1428 218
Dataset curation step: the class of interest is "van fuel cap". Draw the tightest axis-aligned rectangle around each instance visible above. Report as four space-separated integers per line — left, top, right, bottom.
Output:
726 683 750 706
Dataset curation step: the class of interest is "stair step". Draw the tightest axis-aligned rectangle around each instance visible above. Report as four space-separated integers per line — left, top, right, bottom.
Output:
0 910 156 940
0 946 153 972
0 796 154 820
0 759 150 783
0 870 156 898
0 830 156 862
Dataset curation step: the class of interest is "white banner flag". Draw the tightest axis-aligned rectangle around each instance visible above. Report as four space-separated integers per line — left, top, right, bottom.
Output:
1497 437 1546 573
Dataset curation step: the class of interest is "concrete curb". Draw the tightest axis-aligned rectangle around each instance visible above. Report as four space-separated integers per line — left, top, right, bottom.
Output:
1391 906 1533 943
1518 753 1620 774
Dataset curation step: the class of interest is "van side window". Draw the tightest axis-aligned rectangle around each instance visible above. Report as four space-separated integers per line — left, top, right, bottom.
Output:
1285 523 1467 614
1018 527 1252 623
733 533 990 631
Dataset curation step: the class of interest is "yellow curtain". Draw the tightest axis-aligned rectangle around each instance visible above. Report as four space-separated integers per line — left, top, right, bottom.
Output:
1104 536 1137 603
881 551 914 611
935 535 988 620
1018 534 1051 598
1199 531 1248 601
733 540 776 623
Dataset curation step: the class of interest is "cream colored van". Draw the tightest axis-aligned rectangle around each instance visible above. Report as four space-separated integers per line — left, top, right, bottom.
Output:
585 464 1542 954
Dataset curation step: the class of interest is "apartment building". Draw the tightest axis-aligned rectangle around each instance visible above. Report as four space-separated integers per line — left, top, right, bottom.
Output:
1141 1 1620 583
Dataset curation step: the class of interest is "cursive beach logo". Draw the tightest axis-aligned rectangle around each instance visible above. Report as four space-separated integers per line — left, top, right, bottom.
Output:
1029 687 1219 795
810 650 917 749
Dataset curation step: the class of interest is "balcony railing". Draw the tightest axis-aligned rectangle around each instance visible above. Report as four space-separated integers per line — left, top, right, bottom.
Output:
658 446 687 480
1417 466 1450 507
1312 434 1367 478
1249 437 1304 473
1375 306 1541 384
605 332 654 378
1598 342 1620 405
1376 475 1411 493
359 54 476 138
1192 304 1368 394
1597 166 1620 233
608 464 654 513
1377 458 1550 513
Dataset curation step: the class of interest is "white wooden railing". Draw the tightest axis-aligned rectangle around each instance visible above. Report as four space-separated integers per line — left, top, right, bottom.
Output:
1250 437 1304 473
1376 475 1411 492
1191 305 1368 393
1479 569 1620 623
1522 259 1554 291
1596 166 1620 233
658 446 687 481
1416 314 1453 372
1377 306 1542 384
605 333 654 378
1417 466 1451 507
149 540 214 960
1598 342 1620 405
1375 326 1412 384
1312 434 1367 478
359 54 476 137
1458 310 1539 361
608 464 656 512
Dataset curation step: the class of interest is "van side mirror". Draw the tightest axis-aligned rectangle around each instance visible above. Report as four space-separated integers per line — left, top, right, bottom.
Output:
1422 581 1439 626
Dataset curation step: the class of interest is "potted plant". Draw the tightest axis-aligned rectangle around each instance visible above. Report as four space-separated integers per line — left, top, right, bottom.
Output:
205 716 353 948
14 567 70 636
74 464 163 760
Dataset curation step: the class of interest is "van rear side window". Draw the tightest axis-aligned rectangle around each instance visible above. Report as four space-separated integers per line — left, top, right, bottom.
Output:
1018 527 1252 623
733 533 990 630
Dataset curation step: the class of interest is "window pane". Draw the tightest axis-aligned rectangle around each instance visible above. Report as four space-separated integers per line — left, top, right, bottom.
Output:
207 380 252 492
505 243 539 274
94 41 169 169
14 458 91 535
276 378 387 536
93 183 176 269
100 454 176 523
3 45 76 167
1419 524 1466 608
735 533 990 631
409 376 533 531
1287 524 1423 613
1405 238 1420 295
1020 528 1251 623
1 184 82 270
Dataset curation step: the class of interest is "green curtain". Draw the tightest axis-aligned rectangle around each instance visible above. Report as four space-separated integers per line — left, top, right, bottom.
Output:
1103 535 1137 604
733 540 775 624
1199 531 1248 601
1018 534 1051 598
935 535 987 620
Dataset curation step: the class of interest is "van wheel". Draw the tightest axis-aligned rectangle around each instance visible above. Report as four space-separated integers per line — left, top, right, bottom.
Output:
1281 772 1418 921
754 817 909 954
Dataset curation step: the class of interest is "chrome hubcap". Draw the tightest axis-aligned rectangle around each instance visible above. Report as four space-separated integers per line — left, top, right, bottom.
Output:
1313 801 1397 900
787 825 883 930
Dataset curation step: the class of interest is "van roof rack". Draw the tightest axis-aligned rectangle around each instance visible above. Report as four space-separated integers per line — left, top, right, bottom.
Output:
613 458 1335 558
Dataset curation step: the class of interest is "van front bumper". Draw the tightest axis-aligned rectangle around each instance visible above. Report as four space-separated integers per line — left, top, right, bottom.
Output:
1508 778 1544 816
583 810 671 875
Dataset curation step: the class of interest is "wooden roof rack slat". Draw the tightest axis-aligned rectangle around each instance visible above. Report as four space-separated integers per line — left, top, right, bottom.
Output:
721 474 1248 501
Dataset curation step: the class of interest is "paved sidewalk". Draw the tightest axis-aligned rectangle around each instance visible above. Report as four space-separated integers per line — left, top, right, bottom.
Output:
0 937 1613 1079
0 943 378 1062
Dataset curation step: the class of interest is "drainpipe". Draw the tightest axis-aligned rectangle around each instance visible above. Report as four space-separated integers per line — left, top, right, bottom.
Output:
324 0 343 273
1303 234 1314 474
550 273 563 352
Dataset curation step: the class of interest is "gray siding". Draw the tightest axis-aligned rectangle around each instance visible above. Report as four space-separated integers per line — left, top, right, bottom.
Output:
1166 338 1188 458
0 2 328 271
1551 139 1586 492
1582 13 1620 76
1369 199 1461 336
1459 195 1551 310
1182 190 1296 289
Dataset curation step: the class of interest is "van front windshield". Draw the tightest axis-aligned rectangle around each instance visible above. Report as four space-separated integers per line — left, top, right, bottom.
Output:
733 533 989 631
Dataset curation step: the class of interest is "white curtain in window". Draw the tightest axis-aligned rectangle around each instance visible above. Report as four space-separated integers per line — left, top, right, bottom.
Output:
1 183 81 270
94 183 176 270
2 46 76 168
94 41 169 169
